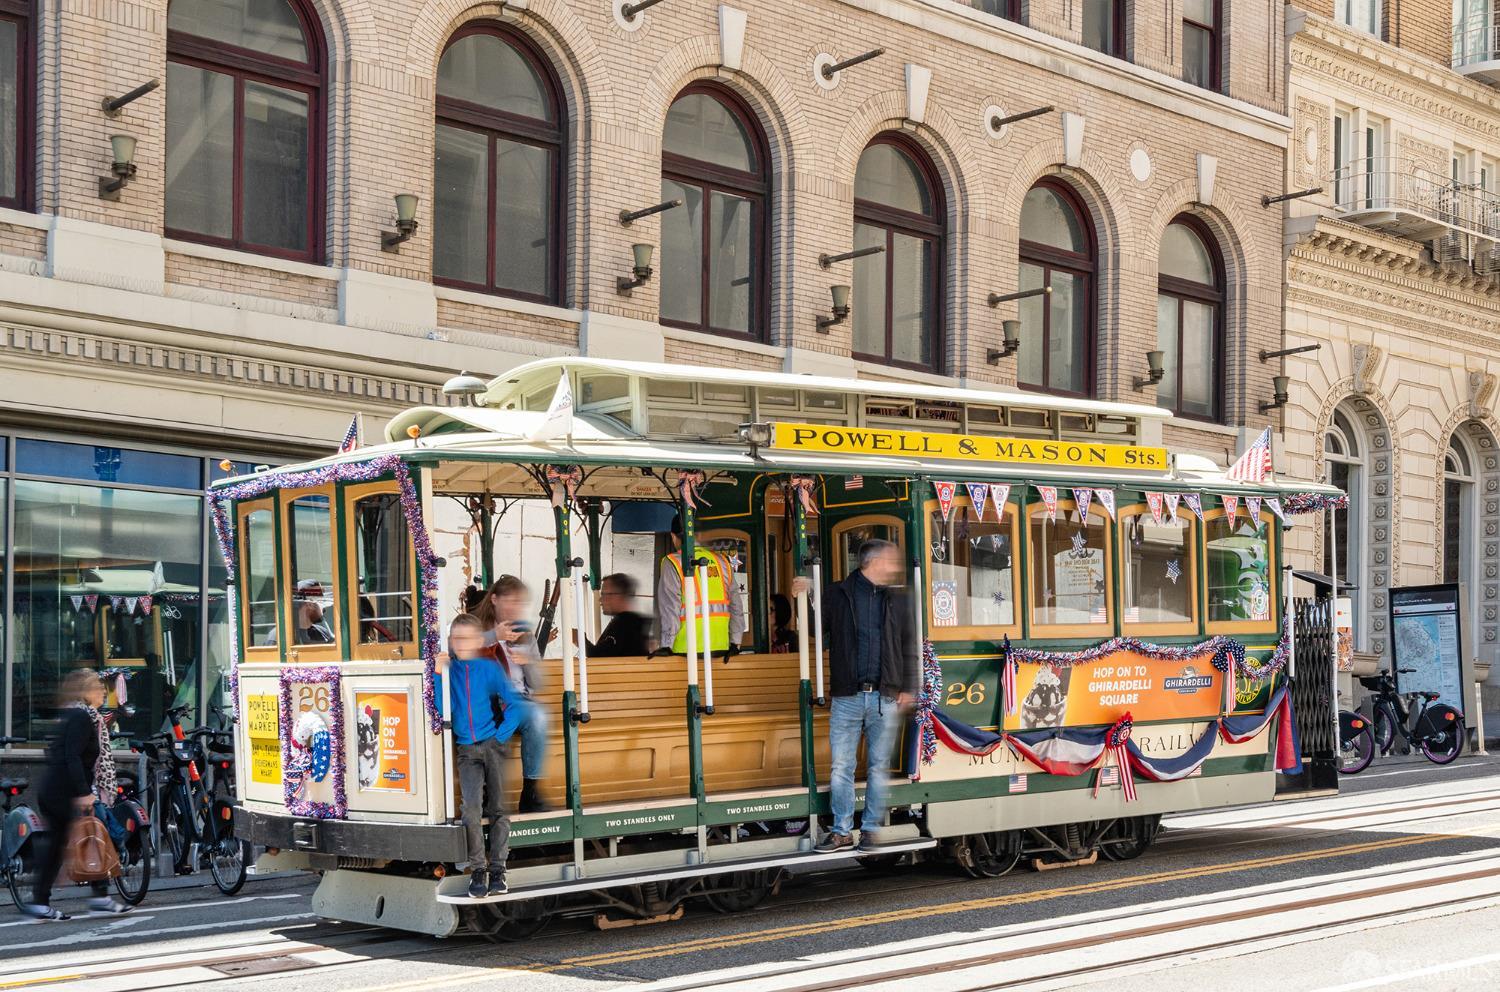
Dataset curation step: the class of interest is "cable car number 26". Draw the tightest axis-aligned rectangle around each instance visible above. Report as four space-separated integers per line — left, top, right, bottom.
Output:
944 681 986 706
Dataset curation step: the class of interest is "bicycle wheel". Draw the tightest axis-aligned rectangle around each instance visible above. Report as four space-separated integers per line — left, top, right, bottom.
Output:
1421 719 1465 765
114 835 152 905
160 793 190 873
5 857 23 911
1338 722 1375 775
208 837 249 896
1373 709 1395 754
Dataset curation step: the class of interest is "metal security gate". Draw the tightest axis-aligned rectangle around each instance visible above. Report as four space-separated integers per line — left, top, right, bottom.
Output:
1278 588 1340 794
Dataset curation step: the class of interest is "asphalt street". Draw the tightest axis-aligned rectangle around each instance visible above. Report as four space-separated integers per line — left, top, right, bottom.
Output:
3 752 1499 992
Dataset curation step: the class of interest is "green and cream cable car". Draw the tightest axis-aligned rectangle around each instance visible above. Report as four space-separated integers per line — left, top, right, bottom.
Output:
221 359 1340 939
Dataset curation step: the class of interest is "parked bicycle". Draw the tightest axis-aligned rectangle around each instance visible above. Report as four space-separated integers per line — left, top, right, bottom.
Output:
1337 710 1375 774
132 705 249 895
1348 668 1465 767
0 735 41 910
107 739 154 906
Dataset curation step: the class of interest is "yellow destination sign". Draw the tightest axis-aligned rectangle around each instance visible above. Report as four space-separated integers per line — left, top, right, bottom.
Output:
771 422 1169 471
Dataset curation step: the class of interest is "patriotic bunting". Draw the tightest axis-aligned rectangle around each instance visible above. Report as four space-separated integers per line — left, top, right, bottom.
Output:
1222 495 1239 527
1094 715 1138 802
85 595 98 612
1147 492 1165 526
1001 637 1020 717
1246 496 1262 528
1267 497 1286 523
916 640 943 768
110 596 124 612
140 595 153 616
70 595 83 613
966 483 991 522
992 484 1011 519
1226 427 1274 483
125 597 139 615
934 481 957 522
1183 492 1205 522
1164 493 1181 524
1038 485 1058 523
1072 488 1093 521
1094 489 1116 519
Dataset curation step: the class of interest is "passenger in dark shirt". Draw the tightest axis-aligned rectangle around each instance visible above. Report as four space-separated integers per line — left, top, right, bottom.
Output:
590 573 649 657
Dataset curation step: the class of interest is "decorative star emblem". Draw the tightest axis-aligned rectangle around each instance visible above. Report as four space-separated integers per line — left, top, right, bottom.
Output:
1071 531 1087 556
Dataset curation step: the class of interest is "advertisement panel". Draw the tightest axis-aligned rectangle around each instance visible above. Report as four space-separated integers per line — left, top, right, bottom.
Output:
354 689 414 793
1389 584 1465 715
1004 649 1226 731
245 693 281 786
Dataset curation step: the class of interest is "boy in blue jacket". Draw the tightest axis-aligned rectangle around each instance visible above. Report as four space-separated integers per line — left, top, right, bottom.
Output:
446 613 531 898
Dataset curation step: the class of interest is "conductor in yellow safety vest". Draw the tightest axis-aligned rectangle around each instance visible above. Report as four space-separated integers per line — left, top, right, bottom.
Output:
655 515 747 655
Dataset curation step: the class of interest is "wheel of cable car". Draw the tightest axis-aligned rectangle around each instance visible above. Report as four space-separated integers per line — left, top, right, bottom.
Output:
701 868 779 914
467 895 558 942
1098 815 1160 862
958 830 1023 879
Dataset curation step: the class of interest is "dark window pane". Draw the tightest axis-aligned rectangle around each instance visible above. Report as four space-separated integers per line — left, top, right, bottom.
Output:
0 19 16 202
663 92 753 173
243 508 277 645
1021 186 1085 253
168 0 309 62
1017 262 1046 387
890 232 932 366
851 222 887 356
1183 23 1214 89
1206 515 1272 623
1180 300 1216 418
287 494 336 646
708 191 753 333
12 481 203 744
241 81 310 252
659 178 703 325
166 62 235 240
1155 295 1179 412
855 143 931 216
436 32 552 122
16 439 201 488
494 139 551 297
1047 270 1087 393
1443 480 1462 585
433 125 489 285
354 494 414 645
1160 221 1214 283
1081 0 1118 53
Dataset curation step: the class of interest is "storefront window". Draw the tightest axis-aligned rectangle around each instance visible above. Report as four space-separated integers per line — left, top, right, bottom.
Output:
353 493 413 644
1206 515 1273 625
1030 504 1109 628
16 438 201 489
927 501 1016 633
11 480 202 744
286 493 336 646
1122 512 1194 627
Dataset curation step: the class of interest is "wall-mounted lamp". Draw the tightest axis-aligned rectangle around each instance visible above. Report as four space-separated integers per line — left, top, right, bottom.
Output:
617 243 654 294
821 47 885 80
620 198 682 226
986 320 1021 364
987 285 1051 307
989 105 1054 131
97 134 138 201
442 370 489 407
816 284 851 332
818 244 884 269
382 194 420 251
101 78 160 117
1133 350 1165 391
1260 374 1291 412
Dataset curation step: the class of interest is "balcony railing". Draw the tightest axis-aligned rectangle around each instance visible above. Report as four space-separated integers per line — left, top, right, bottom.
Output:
1328 156 1500 244
1453 16 1500 80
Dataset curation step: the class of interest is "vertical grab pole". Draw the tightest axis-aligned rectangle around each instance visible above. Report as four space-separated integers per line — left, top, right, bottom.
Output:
684 565 700 690
572 559 591 722
811 560 826 706
796 587 811 683
697 560 715 715
553 489 582 822
439 653 455 821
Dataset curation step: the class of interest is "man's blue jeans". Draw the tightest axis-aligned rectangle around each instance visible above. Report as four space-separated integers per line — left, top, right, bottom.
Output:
518 702 547 781
828 691 901 836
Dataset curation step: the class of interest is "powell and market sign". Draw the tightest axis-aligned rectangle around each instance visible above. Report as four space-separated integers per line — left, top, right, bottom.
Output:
770 422 1169 471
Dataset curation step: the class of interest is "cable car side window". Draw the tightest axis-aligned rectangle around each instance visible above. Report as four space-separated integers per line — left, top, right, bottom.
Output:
285 491 338 647
925 496 1019 638
1205 509 1275 632
1120 507 1197 634
239 501 279 651
351 490 414 648
1028 498 1112 633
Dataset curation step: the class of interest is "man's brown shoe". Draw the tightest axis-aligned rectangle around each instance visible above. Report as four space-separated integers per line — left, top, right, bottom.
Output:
814 831 853 854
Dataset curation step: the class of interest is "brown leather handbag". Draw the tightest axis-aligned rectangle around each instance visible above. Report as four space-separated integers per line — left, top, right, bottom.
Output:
65 813 120 882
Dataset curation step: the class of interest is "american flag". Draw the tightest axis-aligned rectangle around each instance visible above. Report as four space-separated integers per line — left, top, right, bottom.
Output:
1165 559 1182 584
1226 427 1274 482
337 415 361 454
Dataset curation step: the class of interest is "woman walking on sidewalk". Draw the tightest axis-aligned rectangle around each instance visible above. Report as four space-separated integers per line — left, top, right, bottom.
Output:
23 670 132 920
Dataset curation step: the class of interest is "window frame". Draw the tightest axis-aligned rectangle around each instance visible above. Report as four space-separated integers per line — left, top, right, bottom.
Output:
851 133 946 374
1182 0 1220 92
0 0 31 211
278 485 341 664
237 497 282 662
165 0 325 262
1118 504 1199 637
1082 0 1126 58
659 83 770 343
342 481 418 662
923 494 1021 642
432 22 565 306
1202 507 1278 636
1025 498 1115 639
1018 178 1097 398
1156 214 1225 423
696 526 753 650
829 513 906 581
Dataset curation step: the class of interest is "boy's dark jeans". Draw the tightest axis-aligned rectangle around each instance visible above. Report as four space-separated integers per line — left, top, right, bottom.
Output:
457 737 510 875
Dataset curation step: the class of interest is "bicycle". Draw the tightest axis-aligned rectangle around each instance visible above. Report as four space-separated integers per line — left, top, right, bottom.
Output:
1356 668 1465 765
0 735 41 911
106 740 154 906
1337 710 1375 775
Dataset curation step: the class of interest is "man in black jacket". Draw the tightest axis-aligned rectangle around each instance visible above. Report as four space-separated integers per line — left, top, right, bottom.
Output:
796 539 918 853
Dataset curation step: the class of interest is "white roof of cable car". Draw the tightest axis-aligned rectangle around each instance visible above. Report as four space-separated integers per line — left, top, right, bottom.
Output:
483 357 1172 421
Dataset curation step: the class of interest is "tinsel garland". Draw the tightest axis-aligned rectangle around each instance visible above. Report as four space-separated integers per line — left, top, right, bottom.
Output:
208 453 445 734
279 665 346 819
1001 622 1290 685
1283 492 1349 514
916 640 942 768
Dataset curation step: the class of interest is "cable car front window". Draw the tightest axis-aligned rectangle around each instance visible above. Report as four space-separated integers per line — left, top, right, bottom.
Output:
354 493 413 644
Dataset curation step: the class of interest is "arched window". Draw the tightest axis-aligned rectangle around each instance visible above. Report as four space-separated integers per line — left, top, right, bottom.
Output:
1018 179 1094 396
659 86 767 339
852 136 943 371
434 25 562 304
1155 216 1224 421
166 0 323 260
0 0 29 210
1325 408 1365 647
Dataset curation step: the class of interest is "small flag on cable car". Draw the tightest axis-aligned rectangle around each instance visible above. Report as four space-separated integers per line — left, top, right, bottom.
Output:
1226 427 1274 482
337 415 361 454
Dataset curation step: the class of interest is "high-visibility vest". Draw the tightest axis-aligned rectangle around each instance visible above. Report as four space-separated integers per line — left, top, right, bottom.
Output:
666 548 733 653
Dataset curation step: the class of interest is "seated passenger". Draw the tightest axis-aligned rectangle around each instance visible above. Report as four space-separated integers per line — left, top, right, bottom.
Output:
262 580 334 646
474 576 551 813
446 613 528 899
655 516 746 657
589 573 649 657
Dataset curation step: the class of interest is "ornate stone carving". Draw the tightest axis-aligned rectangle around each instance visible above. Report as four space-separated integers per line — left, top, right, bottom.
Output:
1471 371 1497 418
1352 344 1382 396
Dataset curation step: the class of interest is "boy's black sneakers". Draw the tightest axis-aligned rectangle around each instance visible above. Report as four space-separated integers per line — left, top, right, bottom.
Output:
468 870 488 899
487 873 508 897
